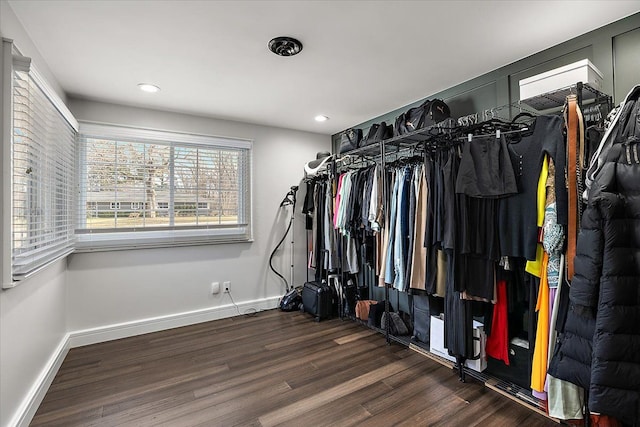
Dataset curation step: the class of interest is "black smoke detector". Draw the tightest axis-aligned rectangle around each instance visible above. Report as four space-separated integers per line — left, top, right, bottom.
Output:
268 36 303 57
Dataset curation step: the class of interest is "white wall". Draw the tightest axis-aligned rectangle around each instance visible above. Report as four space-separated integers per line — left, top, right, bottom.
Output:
0 0 66 101
66 98 329 335
0 260 68 427
1 2 71 426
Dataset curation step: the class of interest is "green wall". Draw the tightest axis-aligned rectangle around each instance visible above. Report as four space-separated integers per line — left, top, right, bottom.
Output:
332 12 640 150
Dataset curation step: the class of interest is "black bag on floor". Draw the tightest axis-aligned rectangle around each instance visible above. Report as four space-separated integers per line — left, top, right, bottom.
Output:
279 286 302 311
368 300 391 328
302 281 333 321
381 312 410 336
412 294 430 344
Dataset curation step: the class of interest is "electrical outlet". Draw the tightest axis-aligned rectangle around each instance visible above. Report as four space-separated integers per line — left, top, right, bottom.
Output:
223 281 231 293
211 282 220 294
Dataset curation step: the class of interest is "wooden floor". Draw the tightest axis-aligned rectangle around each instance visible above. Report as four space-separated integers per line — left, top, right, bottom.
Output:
31 309 558 426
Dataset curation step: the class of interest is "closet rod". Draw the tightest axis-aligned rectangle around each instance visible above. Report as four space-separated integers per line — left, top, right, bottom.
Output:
455 126 530 141
457 102 538 126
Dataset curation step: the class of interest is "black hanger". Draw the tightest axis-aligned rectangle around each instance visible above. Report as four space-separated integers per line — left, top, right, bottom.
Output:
511 112 536 124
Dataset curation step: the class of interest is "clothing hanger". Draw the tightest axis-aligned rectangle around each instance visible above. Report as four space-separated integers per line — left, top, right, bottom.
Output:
511 112 536 123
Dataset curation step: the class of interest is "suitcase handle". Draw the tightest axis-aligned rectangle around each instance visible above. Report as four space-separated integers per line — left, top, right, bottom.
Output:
466 336 482 361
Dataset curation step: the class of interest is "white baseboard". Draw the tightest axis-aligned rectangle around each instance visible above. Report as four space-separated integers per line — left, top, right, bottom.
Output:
68 296 280 348
11 296 280 427
9 334 71 427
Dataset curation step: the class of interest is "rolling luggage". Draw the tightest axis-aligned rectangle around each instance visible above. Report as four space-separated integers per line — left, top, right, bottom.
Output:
302 281 333 321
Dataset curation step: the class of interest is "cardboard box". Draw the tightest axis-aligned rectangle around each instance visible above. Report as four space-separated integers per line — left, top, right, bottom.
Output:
519 59 603 101
429 314 487 372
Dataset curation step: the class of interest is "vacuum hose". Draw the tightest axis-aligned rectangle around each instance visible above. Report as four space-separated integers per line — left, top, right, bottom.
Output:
269 186 298 291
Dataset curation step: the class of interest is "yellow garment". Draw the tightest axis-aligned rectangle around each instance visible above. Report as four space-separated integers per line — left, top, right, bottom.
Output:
526 244 545 277
536 155 549 227
531 253 550 393
525 155 549 277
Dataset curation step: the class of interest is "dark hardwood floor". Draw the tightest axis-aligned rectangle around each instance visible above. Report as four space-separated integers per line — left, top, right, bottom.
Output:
31 309 558 426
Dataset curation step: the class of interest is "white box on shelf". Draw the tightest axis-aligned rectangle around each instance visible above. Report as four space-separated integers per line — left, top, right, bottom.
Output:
429 314 487 372
519 59 603 101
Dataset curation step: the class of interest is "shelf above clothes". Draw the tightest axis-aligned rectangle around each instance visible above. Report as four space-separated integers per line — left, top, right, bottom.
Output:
336 118 457 160
520 81 611 111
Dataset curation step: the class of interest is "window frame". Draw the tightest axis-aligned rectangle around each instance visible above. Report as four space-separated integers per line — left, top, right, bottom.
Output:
75 122 253 251
3 41 79 287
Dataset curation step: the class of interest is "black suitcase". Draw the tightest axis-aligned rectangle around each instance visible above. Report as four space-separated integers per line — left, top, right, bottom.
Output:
302 281 332 321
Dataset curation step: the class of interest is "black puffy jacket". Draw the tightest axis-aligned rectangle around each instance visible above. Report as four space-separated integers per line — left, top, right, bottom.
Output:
549 94 640 425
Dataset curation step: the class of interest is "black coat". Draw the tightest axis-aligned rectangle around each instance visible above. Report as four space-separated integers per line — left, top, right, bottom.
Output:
549 98 640 425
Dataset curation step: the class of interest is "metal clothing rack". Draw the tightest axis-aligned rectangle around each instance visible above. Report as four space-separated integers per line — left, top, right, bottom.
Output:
331 84 612 418
332 112 561 420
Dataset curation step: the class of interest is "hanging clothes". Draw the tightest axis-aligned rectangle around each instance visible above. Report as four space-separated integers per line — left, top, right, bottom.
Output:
498 115 564 260
486 279 509 365
409 166 427 291
392 166 411 290
547 255 585 422
455 134 518 198
403 165 420 289
525 154 549 278
548 105 640 425
530 252 549 396
425 152 446 294
302 179 316 230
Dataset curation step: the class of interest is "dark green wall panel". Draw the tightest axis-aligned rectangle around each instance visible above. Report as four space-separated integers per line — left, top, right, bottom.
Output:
444 80 497 118
613 27 640 102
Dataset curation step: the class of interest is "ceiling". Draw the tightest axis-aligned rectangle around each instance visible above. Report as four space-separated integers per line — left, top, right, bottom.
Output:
7 1 640 135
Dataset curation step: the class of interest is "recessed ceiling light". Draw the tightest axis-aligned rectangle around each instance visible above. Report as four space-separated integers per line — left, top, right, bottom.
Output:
315 115 329 122
138 83 160 93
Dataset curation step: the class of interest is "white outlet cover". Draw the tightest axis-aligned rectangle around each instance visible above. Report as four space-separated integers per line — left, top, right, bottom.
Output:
211 282 220 294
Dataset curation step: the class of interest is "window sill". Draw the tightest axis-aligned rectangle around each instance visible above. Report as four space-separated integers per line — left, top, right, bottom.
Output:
74 232 254 253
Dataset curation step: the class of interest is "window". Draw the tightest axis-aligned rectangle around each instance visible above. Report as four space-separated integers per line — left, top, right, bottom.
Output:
76 123 252 249
8 52 78 283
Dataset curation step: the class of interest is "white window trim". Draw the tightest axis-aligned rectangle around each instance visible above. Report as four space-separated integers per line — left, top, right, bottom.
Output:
2 39 78 287
79 122 251 150
75 122 254 252
1 39 13 288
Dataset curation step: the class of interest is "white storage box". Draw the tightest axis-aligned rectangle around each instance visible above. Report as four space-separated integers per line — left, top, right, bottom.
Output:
429 314 487 372
519 59 603 101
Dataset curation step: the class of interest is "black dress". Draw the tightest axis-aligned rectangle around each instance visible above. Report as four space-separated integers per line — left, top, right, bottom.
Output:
498 115 563 260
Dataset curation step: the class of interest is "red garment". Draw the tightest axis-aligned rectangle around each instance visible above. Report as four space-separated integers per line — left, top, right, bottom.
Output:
565 415 622 427
486 280 509 365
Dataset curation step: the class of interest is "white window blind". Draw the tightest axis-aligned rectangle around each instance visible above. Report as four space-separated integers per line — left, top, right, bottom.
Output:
11 69 77 280
76 123 252 250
